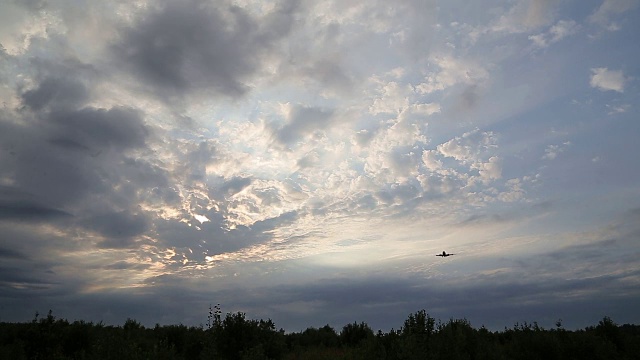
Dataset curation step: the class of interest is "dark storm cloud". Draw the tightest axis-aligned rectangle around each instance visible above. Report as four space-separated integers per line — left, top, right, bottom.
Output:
0 185 70 220
0 200 71 221
47 138 91 151
19 56 99 98
0 265 56 289
199 210 298 254
113 0 300 100
0 227 65 300
48 107 148 150
83 211 150 249
0 105 152 210
96 233 140 249
0 247 28 260
86 271 617 331
0 279 219 327
0 45 177 287
0 222 72 261
0 120 88 206
21 77 89 111
0 55 157 212
240 264 640 331
148 207 297 266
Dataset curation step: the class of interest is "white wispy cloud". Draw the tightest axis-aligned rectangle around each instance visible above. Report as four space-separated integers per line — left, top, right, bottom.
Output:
529 19 579 48
607 104 631 114
588 0 639 29
490 0 559 34
542 141 571 160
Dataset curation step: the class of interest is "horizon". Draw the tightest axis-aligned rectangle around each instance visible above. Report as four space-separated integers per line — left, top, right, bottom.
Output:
1 0 639 334
5 307 638 334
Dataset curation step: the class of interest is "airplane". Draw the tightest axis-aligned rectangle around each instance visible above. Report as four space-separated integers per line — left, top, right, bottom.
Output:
436 251 455 257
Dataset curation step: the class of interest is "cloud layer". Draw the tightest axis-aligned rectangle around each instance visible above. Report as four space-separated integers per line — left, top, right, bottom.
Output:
0 0 639 331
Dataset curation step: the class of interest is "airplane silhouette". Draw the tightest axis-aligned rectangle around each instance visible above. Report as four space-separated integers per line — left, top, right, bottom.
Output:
436 251 455 257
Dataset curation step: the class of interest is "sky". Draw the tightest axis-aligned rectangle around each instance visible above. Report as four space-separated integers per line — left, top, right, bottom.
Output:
0 0 639 332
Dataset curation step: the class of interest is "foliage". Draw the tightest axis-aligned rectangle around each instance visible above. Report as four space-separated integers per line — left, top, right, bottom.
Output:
340 322 374 347
1 309 639 359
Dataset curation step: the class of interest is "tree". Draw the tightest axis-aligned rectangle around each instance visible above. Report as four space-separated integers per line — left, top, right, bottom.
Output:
340 322 374 347
399 310 435 359
213 312 285 360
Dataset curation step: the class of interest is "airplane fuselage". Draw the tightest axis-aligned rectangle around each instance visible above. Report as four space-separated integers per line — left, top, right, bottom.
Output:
436 251 455 257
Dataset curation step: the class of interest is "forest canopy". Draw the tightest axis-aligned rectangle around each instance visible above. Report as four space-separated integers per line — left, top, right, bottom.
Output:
1 309 639 359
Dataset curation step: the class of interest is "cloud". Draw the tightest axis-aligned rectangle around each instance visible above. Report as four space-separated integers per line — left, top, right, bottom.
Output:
289 58 356 97
416 56 489 95
112 0 299 101
498 178 528 202
0 107 156 212
103 261 151 271
50 107 149 150
436 129 498 164
271 103 335 146
588 0 639 28
214 216 640 330
542 141 571 160
607 104 630 115
0 1 49 55
491 0 559 34
528 20 579 48
83 211 150 249
0 247 29 260
0 0 638 333
474 156 503 182
422 150 443 171
21 77 90 111
590 68 626 92
455 84 482 112
369 81 412 114
218 177 254 197
0 200 71 221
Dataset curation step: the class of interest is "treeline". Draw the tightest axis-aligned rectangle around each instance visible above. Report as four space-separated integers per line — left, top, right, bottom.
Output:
1 309 639 360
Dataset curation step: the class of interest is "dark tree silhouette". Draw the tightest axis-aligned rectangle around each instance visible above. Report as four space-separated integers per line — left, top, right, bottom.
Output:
0 309 639 360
